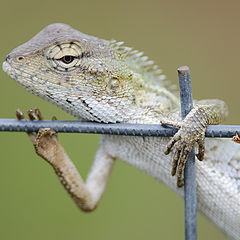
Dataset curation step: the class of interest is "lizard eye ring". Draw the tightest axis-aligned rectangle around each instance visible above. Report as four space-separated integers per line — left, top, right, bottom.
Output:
45 42 82 71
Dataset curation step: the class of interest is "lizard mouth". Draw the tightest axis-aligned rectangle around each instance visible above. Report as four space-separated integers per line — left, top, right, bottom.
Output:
2 60 51 87
2 61 33 83
2 61 14 78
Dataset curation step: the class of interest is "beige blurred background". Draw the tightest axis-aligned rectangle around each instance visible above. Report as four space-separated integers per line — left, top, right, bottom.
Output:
0 0 239 239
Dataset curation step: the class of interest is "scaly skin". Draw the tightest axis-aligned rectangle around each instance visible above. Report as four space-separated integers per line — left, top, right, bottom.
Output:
2 23 240 239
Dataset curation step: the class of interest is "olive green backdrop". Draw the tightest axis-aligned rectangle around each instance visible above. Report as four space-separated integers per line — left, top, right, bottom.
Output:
0 0 239 239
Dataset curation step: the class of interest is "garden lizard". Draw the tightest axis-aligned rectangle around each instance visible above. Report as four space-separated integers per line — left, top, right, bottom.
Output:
2 23 240 239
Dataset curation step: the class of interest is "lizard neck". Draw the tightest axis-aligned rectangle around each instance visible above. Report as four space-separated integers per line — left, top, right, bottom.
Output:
128 77 180 124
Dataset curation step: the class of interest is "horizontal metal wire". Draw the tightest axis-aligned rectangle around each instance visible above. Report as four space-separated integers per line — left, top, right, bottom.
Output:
0 119 239 138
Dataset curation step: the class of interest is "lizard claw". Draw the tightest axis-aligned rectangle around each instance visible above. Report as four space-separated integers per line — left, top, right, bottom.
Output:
16 109 26 120
16 108 44 121
165 133 181 155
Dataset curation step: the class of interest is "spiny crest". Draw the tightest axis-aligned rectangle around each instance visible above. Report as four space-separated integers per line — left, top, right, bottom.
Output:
109 40 176 91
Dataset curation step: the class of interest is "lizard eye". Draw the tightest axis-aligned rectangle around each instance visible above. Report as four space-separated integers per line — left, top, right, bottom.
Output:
59 55 75 64
45 42 82 72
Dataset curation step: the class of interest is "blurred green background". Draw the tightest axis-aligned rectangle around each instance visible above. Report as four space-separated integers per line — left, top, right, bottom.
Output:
0 0 239 239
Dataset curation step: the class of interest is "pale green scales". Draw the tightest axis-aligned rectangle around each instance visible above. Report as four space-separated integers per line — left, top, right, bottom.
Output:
2 23 240 239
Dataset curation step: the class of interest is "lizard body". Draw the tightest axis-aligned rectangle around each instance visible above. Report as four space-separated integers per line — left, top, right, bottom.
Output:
2 23 240 239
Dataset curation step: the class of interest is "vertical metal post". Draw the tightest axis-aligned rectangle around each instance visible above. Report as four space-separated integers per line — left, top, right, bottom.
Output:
177 66 197 240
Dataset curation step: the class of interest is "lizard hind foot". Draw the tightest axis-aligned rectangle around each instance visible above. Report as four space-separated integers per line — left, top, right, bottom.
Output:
163 108 207 187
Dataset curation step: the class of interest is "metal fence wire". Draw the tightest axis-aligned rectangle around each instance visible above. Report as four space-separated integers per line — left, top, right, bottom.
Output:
1 66 240 240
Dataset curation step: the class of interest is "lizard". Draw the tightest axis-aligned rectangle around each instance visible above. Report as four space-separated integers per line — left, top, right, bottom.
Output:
2 23 240 239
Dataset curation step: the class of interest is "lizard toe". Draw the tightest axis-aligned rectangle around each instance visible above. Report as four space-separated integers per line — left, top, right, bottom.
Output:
165 133 181 155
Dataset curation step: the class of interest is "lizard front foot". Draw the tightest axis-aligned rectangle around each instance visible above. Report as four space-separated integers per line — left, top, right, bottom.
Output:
161 107 207 187
16 108 59 164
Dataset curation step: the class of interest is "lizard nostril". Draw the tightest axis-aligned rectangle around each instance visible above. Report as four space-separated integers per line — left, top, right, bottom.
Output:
5 55 11 61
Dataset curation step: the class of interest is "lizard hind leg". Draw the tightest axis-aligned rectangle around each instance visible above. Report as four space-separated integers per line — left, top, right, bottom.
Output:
15 109 115 212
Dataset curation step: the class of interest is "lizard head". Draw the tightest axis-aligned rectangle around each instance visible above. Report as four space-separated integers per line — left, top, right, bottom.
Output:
3 23 176 123
2 23 142 123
